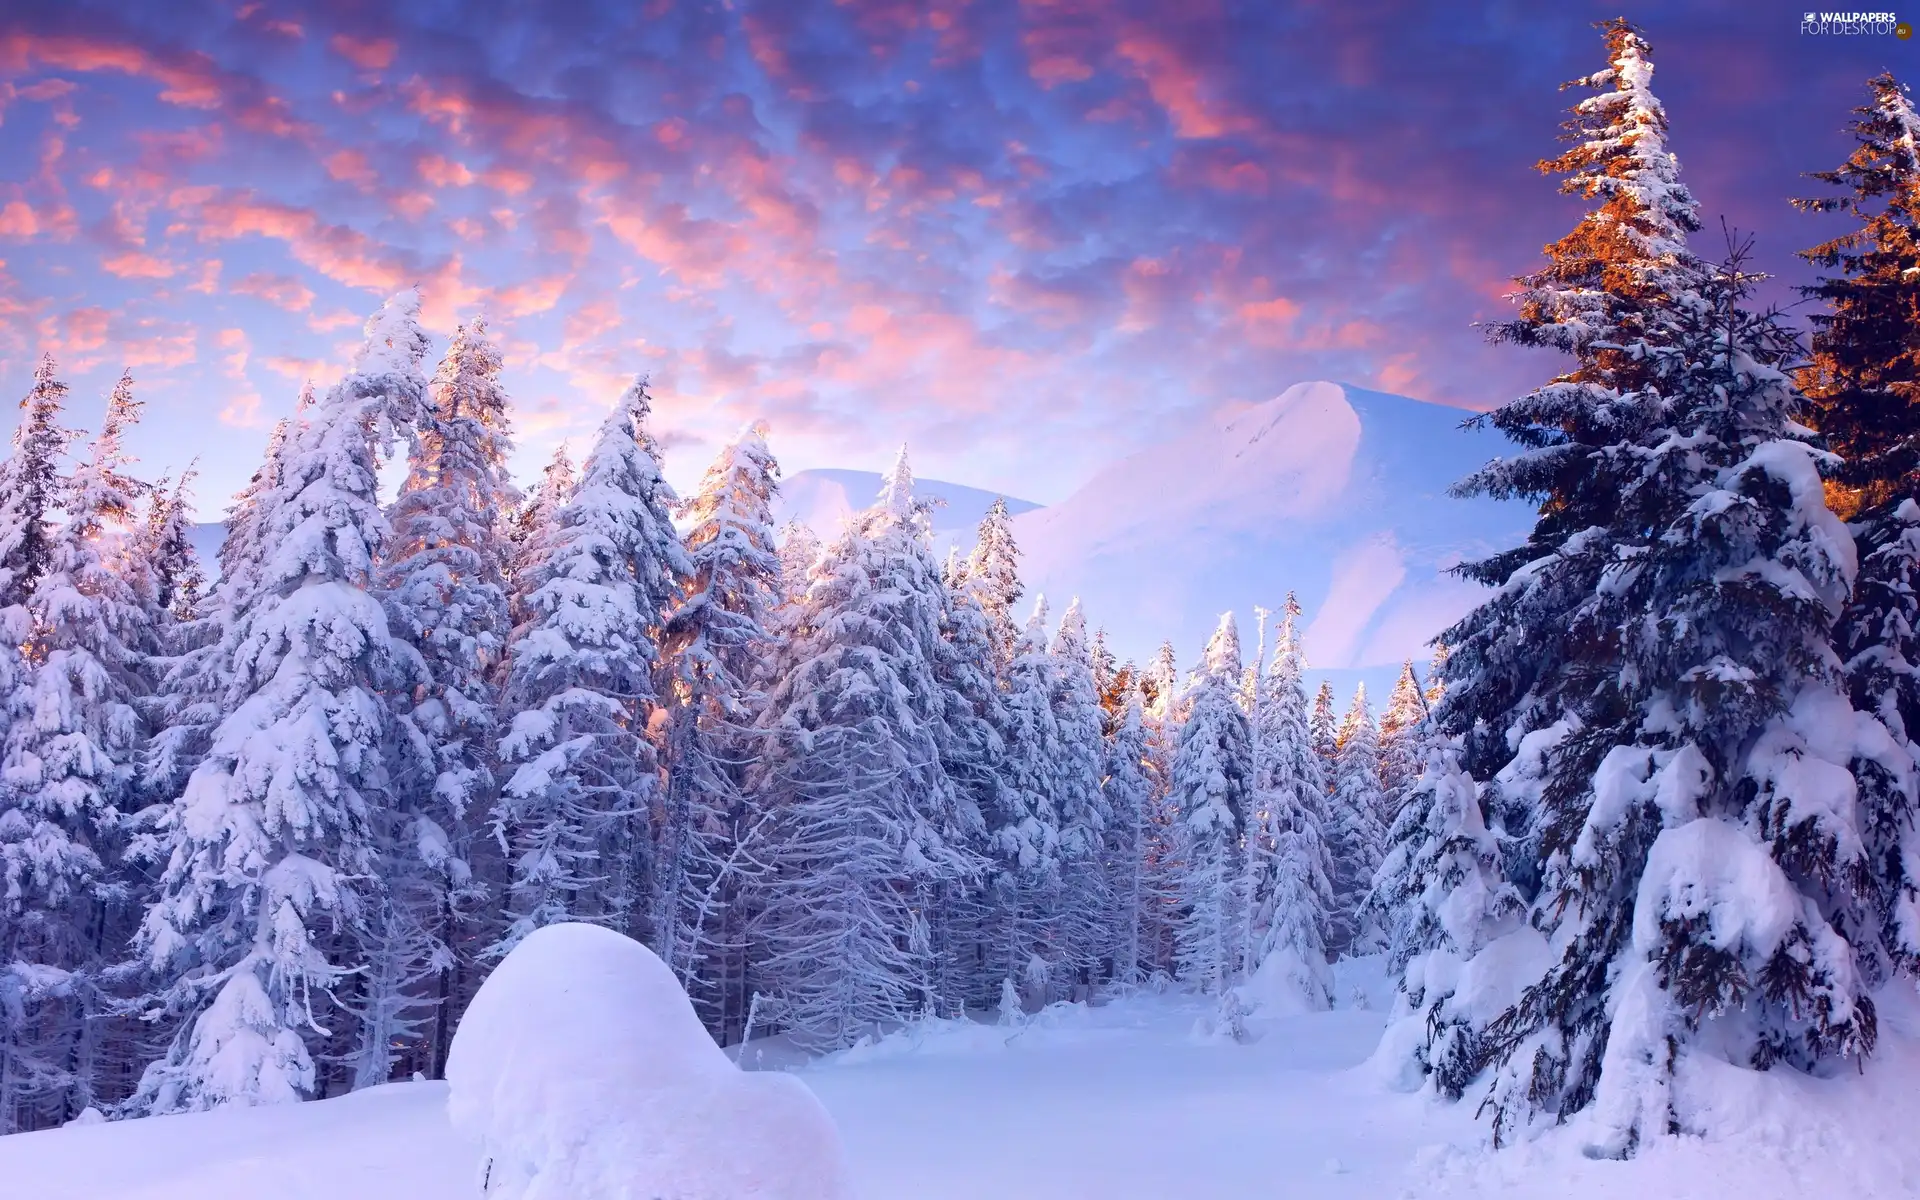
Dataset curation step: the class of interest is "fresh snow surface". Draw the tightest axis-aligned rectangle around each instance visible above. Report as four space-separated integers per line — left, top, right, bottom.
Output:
444 923 848 1200
6 959 1919 1199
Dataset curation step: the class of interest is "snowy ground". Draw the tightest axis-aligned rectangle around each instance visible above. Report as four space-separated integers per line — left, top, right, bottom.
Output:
5 960 1918 1200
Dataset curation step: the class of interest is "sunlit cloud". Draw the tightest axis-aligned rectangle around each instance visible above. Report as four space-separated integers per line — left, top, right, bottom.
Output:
0 2 1884 519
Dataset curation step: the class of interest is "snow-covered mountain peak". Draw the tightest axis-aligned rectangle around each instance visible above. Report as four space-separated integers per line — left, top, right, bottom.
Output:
1011 381 1525 682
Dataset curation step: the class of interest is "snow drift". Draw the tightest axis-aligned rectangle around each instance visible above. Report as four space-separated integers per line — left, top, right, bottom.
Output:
444 923 849 1200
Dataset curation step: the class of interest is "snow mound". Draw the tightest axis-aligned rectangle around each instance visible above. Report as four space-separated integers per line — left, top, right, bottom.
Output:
444 923 849 1200
1237 946 1335 1019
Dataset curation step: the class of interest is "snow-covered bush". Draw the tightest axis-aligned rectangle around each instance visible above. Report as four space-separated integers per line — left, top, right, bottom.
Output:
445 922 849 1200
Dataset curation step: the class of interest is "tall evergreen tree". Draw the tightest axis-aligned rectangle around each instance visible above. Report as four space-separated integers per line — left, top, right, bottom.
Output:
1378 659 1429 799
1444 16 1707 781
1047 598 1112 996
751 449 980 1047
1441 27 1909 1152
1475 245 1905 1154
774 519 821 607
1246 594 1334 1008
1169 613 1254 995
655 421 781 1042
1795 72 1920 519
1325 685 1387 956
368 317 518 1084
986 602 1062 1007
505 445 576 627
1144 639 1179 722
1135 649 1183 978
0 356 72 610
1101 694 1155 986
1309 680 1338 764
1795 71 1920 978
145 419 295 828
928 550 1009 1013
964 498 1023 683
1089 627 1118 728
215 416 294 610
142 467 204 629
492 379 687 953
0 372 151 1131
132 293 428 1114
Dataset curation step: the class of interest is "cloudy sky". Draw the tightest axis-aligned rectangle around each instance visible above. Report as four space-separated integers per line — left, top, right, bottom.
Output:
0 1 1907 511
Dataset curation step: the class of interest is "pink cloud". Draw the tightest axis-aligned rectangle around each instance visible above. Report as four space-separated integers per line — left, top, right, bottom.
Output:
0 30 314 141
102 250 179 278
418 154 476 188
1113 27 1252 140
330 35 397 72
0 201 41 238
179 190 411 291
231 271 316 311
493 274 571 318
324 149 378 190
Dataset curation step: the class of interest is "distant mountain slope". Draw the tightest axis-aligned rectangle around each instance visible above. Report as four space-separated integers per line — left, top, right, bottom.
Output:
776 468 1040 542
1009 381 1528 676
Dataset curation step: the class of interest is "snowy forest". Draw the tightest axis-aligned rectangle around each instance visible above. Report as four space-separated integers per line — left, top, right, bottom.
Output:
5 16 1920 1169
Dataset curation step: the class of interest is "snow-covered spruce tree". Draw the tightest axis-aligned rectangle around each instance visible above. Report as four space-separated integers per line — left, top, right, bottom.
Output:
1090 627 1118 723
1486 246 1910 1152
215 415 294 608
1143 639 1179 721
1433 20 1914 1152
1367 742 1530 1098
1170 613 1255 996
655 422 781 1042
1795 71 1920 977
1309 680 1338 765
1046 598 1112 998
1378 659 1429 800
1443 16 1706 784
1452 255 1912 1157
928 551 1009 1013
751 449 981 1047
143 414 301 832
367 317 519 1084
1796 72 1920 523
965 497 1024 684
1324 685 1388 956
1098 648 1139 729
505 445 577 629
1135 644 1184 977
0 356 72 610
142 467 205 629
131 295 429 1115
1102 693 1155 986
491 379 688 954
1245 593 1335 1009
990 601 1063 1007
0 372 153 1131
774 519 820 606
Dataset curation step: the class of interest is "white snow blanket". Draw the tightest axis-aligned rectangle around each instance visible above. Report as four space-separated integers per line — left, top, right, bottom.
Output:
444 922 849 1200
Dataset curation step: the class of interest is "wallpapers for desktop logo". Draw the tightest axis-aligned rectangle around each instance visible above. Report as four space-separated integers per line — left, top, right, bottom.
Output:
1801 10 1910 35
